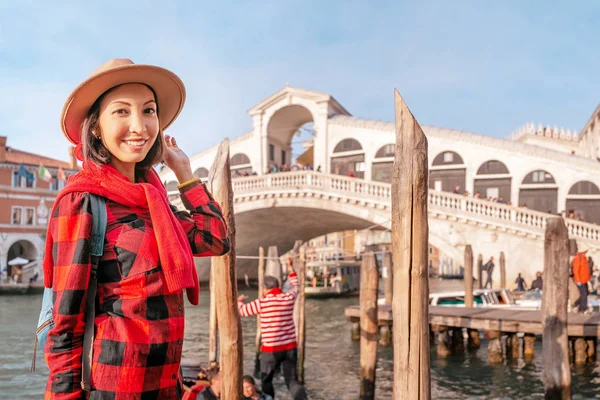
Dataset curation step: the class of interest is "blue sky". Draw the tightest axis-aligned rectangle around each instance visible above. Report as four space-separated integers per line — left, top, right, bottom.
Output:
0 1 598 162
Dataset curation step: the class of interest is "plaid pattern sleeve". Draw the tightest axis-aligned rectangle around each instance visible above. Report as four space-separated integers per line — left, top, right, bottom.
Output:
171 181 230 257
44 192 93 399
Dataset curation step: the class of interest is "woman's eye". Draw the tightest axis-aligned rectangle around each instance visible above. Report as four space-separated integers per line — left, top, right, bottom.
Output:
145 108 156 114
113 109 128 115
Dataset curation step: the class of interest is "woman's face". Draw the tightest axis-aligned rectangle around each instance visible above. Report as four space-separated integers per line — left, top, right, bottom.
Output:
243 381 256 397
97 83 159 168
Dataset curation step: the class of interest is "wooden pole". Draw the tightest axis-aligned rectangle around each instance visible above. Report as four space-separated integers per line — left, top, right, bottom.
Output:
477 254 483 289
297 246 307 384
391 89 430 400
359 250 379 400
208 139 243 400
464 245 473 308
254 246 265 378
541 217 571 399
383 251 393 305
209 254 218 364
500 252 506 289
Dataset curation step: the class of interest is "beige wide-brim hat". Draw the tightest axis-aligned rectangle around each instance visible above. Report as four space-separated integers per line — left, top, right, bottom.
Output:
61 58 186 145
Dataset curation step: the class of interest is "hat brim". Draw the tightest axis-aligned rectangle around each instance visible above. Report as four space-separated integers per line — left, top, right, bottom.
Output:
61 64 186 145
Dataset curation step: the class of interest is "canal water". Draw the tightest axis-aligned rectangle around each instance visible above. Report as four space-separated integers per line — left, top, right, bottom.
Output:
2 281 600 399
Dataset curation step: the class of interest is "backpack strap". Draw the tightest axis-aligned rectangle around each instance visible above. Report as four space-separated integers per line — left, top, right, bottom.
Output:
81 194 107 391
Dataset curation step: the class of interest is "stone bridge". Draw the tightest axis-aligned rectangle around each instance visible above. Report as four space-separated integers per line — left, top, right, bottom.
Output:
184 171 600 284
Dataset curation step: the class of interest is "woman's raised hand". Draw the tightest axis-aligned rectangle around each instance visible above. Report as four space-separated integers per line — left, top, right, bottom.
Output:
163 134 194 183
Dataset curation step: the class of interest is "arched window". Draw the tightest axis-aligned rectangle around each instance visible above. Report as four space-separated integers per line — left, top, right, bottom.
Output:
521 170 556 184
193 167 209 179
476 160 509 175
374 144 395 158
231 153 251 166
166 181 178 192
333 138 363 153
432 151 464 166
568 181 600 195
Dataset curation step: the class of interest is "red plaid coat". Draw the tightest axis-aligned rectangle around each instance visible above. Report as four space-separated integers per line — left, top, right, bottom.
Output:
44 181 229 399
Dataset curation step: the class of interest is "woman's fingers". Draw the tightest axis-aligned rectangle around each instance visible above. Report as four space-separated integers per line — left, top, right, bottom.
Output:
163 135 178 147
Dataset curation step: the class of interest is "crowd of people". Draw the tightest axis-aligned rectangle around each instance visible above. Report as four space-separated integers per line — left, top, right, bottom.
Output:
265 163 319 174
183 364 273 400
452 184 590 222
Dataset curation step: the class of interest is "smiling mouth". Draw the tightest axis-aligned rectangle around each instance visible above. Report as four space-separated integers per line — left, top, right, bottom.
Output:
123 139 147 147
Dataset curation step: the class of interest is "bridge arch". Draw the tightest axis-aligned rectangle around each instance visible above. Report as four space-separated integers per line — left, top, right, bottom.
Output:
372 144 394 182
430 150 467 193
474 159 511 202
566 180 600 223
331 138 365 178
518 170 558 213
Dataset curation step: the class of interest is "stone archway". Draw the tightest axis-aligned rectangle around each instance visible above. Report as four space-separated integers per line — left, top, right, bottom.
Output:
6 240 38 283
266 105 315 171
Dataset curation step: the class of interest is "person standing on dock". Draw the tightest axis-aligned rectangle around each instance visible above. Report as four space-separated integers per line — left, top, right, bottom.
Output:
483 256 495 289
238 260 308 400
572 245 591 313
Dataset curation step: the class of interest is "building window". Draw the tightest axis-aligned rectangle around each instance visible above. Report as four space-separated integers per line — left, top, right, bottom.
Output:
443 152 454 163
486 187 499 199
12 171 35 188
25 207 35 225
281 150 286 166
269 144 275 161
354 162 366 172
12 207 22 225
11 207 35 225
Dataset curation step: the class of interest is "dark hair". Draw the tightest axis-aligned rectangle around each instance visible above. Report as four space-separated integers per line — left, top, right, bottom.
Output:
242 375 256 386
264 275 280 289
206 366 221 383
81 85 163 169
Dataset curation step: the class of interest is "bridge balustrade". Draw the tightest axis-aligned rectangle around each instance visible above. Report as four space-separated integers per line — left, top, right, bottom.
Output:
175 171 600 245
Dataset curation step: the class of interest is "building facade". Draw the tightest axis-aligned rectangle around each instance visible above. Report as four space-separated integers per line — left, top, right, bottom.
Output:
0 136 78 284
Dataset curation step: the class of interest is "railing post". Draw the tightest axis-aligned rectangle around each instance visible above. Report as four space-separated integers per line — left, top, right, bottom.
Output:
307 172 312 186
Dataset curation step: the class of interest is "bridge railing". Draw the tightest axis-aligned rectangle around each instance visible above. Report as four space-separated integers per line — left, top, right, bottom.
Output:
227 171 600 243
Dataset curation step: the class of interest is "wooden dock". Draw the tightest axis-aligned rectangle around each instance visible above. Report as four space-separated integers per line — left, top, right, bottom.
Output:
345 305 600 337
346 304 600 364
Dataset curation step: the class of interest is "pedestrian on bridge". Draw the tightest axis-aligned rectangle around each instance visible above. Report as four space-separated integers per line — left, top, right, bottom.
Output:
572 245 591 313
483 256 495 289
238 260 308 400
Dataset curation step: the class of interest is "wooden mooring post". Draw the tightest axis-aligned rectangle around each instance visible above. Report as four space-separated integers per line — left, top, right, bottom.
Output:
359 250 379 400
297 246 307 384
391 89 430 399
542 217 571 399
464 245 474 308
464 245 479 350
253 247 265 377
208 139 243 399
499 252 506 289
209 253 218 364
383 251 393 305
477 254 483 289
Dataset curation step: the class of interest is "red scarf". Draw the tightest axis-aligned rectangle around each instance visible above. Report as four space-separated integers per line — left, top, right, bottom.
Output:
43 162 199 305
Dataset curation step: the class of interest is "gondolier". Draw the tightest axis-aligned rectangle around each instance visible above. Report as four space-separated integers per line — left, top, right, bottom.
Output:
238 260 308 400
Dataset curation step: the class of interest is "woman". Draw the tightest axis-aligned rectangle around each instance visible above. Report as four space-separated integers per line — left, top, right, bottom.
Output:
242 375 273 400
43 59 230 399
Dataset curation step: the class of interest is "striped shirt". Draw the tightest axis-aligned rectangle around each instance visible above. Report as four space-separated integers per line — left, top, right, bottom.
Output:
238 273 298 352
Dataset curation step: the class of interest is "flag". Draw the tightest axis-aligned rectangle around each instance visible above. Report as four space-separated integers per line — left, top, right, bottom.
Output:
58 167 67 182
38 164 53 183
16 164 35 185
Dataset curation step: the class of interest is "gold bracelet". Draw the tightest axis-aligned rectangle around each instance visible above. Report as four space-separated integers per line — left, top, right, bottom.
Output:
177 177 200 190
